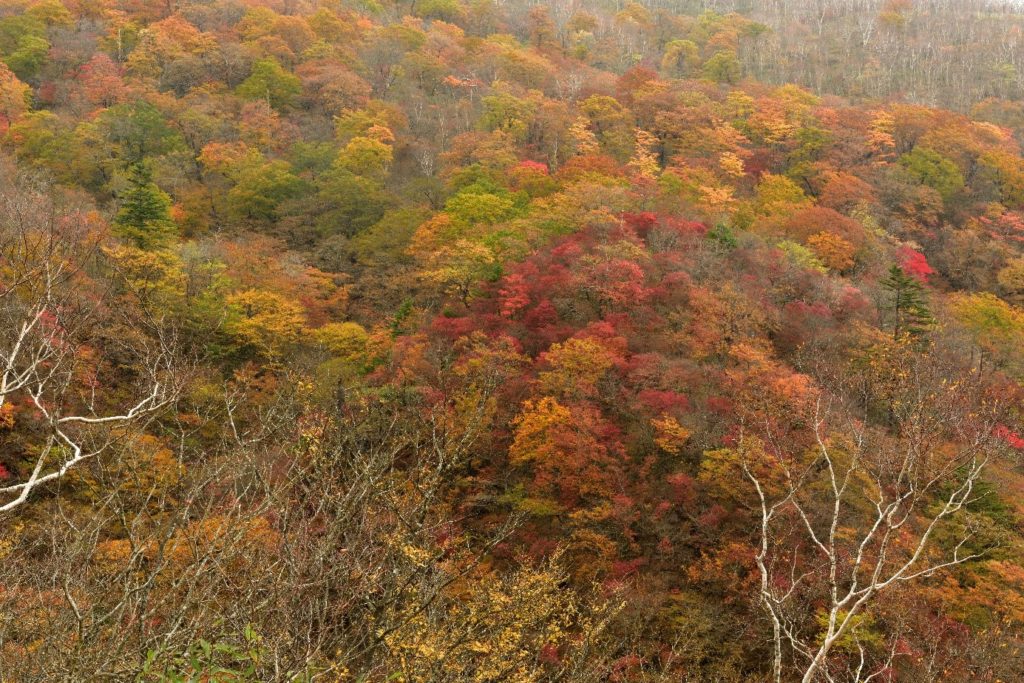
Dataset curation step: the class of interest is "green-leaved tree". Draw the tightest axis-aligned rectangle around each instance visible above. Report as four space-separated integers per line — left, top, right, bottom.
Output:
113 164 177 250
881 265 934 339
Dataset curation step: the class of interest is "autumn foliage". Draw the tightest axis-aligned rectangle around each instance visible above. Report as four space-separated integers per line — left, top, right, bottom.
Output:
3 0 1024 681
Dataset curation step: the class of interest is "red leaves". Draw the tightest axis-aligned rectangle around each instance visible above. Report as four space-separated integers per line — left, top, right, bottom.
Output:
577 258 650 308
513 159 549 175
498 272 531 318
430 314 476 339
897 245 935 282
622 211 657 236
665 472 696 507
995 424 1024 450
637 389 691 415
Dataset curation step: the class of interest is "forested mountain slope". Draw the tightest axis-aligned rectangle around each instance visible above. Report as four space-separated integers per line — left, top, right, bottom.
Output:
2 0 1024 681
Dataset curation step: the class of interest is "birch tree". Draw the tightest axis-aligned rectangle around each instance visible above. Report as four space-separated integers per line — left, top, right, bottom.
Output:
0 169 184 513
706 341 1011 682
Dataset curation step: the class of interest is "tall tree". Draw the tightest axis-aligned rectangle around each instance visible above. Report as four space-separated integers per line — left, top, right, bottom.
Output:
113 164 177 250
881 265 934 339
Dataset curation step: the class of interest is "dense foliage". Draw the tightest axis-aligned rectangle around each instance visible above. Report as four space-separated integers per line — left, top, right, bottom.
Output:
3 0 1024 681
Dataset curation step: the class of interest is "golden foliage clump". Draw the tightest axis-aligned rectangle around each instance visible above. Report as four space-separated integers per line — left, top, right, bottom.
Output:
377 552 617 683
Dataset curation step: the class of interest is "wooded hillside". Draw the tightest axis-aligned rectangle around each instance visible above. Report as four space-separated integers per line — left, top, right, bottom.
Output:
2 0 1024 680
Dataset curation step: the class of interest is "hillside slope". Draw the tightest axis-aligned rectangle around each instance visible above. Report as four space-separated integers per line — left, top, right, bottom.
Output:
2 0 1024 680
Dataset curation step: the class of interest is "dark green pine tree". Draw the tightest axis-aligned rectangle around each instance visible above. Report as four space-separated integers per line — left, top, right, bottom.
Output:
881 265 935 339
113 164 177 250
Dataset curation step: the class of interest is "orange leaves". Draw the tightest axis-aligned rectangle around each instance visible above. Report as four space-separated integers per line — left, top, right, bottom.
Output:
216 236 349 325
807 231 856 272
198 141 262 178
676 284 772 361
510 397 574 466
537 337 617 400
722 341 819 441
746 97 799 145
867 109 897 160
92 514 280 579
0 403 15 430
818 171 875 212
92 538 132 576
0 62 29 134
783 206 864 246
651 414 690 455
510 397 623 507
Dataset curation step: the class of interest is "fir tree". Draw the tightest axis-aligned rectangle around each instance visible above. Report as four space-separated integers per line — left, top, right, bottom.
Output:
881 265 934 338
113 164 177 250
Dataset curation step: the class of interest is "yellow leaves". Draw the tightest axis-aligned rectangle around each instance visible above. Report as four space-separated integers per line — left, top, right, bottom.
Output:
400 543 433 567
726 90 756 119
728 340 772 367
103 243 187 307
755 173 811 215
224 289 307 357
0 522 23 562
409 212 459 253
950 291 1024 361
509 397 572 465
377 551 611 683
868 109 897 160
718 151 746 178
700 436 792 500
815 609 882 652
744 91 814 146
73 433 185 501
92 539 132 576
997 256 1024 303
753 108 797 145
336 134 393 180
651 415 690 454
663 164 738 220
0 402 14 430
129 435 185 493
537 337 615 399
421 239 497 299
312 321 369 359
699 446 744 490
569 115 600 156
0 62 30 132
697 183 737 215
773 83 820 110
627 127 660 179
408 214 501 302
777 239 827 274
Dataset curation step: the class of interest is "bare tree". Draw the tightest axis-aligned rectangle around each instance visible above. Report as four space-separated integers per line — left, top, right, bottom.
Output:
722 343 1010 682
0 168 184 513
0 340 618 681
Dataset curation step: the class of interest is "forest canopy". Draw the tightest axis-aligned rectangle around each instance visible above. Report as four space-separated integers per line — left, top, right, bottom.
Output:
2 0 1024 681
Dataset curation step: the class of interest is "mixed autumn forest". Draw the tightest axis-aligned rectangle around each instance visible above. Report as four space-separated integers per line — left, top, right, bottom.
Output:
5 0 1024 680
